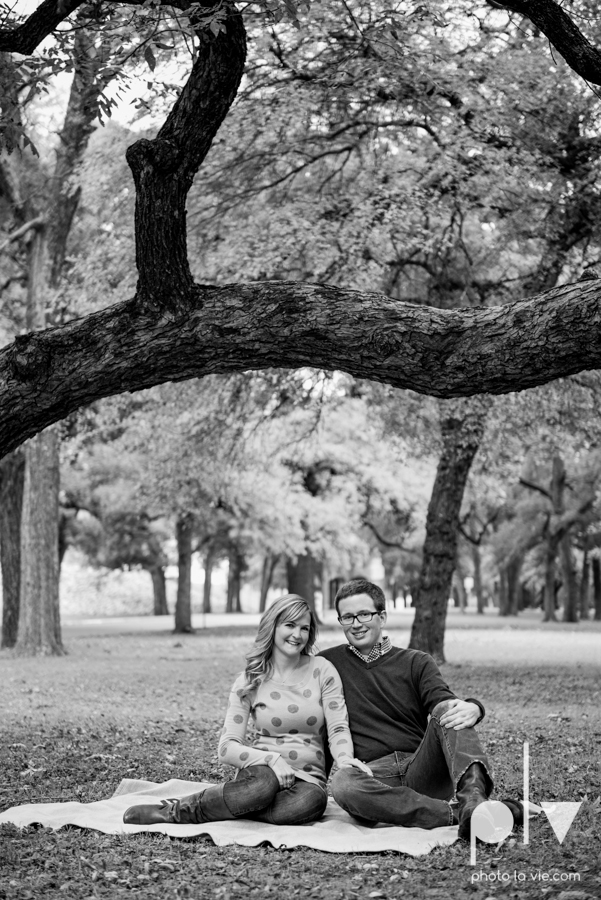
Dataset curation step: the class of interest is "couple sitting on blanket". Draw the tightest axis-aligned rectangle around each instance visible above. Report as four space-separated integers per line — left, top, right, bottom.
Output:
124 579 522 839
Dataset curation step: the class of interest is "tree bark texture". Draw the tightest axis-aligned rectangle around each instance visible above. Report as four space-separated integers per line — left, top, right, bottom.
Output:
0 449 24 648
2 279 601 461
409 397 488 663
175 515 194 633
15 427 64 656
150 565 168 615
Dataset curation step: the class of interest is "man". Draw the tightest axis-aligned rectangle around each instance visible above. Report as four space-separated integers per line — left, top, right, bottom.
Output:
319 578 522 839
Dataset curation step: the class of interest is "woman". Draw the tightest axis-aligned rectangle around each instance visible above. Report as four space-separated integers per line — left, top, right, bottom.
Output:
123 594 370 826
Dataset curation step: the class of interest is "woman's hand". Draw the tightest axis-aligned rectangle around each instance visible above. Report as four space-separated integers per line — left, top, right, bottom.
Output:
338 758 373 776
270 756 297 789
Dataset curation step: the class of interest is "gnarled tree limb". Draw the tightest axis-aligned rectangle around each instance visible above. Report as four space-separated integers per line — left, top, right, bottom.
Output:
126 1 246 315
0 0 83 54
1 276 601 460
488 0 601 85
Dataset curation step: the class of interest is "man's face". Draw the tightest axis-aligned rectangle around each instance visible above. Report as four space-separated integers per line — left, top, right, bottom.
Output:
337 593 386 654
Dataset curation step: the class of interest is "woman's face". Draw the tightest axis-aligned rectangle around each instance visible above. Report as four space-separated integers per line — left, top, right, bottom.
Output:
273 610 312 659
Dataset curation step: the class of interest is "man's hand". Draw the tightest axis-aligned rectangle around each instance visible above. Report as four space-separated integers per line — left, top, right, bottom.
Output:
270 756 297 789
338 758 373 776
439 699 480 731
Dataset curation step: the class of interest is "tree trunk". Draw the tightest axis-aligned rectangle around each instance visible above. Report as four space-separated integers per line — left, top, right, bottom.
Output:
471 542 485 613
4 33 114 655
0 449 25 648
15 225 64 656
226 545 245 613
174 515 194 633
202 545 214 614
409 397 488 663
543 455 566 623
15 428 64 656
560 534 579 623
452 568 467 612
579 547 590 620
592 556 601 621
498 568 509 616
543 539 559 622
259 552 278 613
150 565 168 615
287 552 319 619
506 557 522 616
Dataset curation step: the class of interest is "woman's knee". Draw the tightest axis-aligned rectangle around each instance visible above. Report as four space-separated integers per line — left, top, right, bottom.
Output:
269 784 328 826
227 765 279 808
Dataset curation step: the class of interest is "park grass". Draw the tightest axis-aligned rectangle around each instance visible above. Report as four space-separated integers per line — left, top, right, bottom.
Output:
1 624 601 900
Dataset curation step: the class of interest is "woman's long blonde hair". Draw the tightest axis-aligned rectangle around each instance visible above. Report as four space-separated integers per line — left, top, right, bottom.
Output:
241 594 318 699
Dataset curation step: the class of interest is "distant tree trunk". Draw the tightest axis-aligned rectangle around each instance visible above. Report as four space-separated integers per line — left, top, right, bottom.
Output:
202 545 214 614
560 535 578 622
0 450 25 649
15 428 64 656
579 547 590 620
409 397 488 663
593 556 601 621
259 552 278 613
471 543 485 613
287 552 320 620
150 565 168 615
543 539 559 622
543 455 566 623
498 568 509 616
58 509 72 571
452 568 467 612
226 545 245 613
174 514 194 633
501 557 522 616
329 577 345 610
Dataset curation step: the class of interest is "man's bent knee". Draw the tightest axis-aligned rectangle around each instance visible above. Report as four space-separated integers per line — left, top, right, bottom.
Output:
330 766 363 808
431 699 455 721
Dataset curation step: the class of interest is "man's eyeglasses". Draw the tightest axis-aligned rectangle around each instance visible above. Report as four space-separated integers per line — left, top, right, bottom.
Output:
337 611 381 627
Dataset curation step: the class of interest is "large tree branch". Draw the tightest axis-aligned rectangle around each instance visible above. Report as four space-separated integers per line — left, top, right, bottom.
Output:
488 0 601 85
126 1 246 316
0 0 83 54
1 277 601 459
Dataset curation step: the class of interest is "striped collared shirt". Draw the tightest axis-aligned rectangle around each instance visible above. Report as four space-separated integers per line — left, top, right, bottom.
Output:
348 634 392 663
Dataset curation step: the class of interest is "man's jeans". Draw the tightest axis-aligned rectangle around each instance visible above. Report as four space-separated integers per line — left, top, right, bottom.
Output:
175 765 328 826
331 700 493 828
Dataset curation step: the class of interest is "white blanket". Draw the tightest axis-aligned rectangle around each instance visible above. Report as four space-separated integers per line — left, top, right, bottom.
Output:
0 778 458 856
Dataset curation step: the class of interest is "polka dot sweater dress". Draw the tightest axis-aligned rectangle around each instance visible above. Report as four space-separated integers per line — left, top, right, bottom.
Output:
218 656 354 787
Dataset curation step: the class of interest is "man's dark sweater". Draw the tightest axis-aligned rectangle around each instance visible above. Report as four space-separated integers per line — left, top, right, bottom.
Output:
319 644 484 763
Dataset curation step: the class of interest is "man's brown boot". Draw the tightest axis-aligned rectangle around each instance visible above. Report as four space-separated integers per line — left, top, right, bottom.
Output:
456 762 489 841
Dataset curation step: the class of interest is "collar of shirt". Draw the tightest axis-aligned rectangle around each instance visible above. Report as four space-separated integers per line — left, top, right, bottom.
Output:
348 635 392 663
